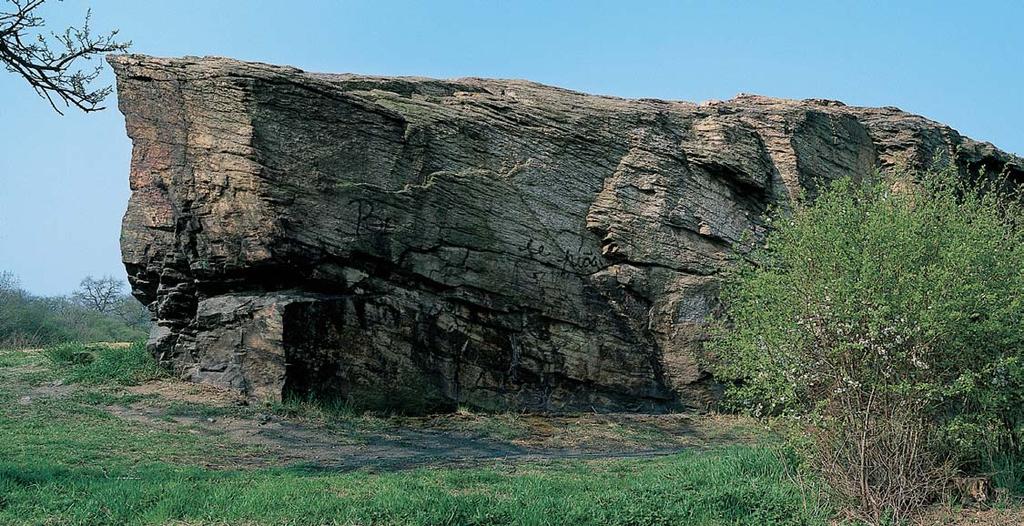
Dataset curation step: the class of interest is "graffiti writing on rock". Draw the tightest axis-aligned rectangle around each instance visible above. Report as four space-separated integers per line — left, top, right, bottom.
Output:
560 246 603 273
512 259 547 286
513 236 605 283
520 238 548 257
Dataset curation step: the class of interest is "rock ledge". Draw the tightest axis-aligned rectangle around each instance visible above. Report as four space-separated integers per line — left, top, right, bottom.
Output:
111 54 1022 412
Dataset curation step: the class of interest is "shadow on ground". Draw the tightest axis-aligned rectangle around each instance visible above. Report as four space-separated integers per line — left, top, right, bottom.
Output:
102 378 761 472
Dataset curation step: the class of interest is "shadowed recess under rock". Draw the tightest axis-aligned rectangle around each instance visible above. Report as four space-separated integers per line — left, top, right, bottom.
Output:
109 54 1023 413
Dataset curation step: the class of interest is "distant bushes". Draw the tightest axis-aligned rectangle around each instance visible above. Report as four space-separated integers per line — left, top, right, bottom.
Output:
0 272 150 348
710 167 1024 523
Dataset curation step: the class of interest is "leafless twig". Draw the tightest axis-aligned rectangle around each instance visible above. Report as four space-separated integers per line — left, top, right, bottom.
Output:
0 0 129 114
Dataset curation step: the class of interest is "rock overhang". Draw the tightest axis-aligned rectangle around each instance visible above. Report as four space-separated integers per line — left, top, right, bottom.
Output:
109 54 1023 413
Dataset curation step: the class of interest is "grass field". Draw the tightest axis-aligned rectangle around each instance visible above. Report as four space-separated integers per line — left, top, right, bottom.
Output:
0 343 833 525
0 343 1016 525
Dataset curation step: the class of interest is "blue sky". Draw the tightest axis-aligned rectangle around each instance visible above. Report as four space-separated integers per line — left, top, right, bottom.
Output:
1 0 1021 295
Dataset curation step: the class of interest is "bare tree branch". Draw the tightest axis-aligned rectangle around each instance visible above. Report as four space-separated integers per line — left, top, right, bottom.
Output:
73 275 124 313
0 0 130 114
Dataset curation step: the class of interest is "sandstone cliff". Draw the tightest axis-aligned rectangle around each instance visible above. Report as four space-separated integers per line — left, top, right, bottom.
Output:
110 54 1022 412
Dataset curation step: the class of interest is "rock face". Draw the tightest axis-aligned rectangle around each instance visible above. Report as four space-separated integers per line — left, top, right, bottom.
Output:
110 55 1022 413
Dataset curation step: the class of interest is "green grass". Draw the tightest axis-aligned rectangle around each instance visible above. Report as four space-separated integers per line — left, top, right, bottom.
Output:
0 350 35 368
270 391 365 420
0 448 828 526
453 410 528 441
0 344 833 525
161 400 242 420
990 453 1024 496
44 341 167 385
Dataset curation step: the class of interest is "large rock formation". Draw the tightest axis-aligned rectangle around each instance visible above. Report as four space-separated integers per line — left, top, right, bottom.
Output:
111 55 1022 413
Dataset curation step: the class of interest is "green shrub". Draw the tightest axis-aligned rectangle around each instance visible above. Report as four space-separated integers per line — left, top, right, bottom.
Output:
0 286 73 347
46 341 166 386
44 342 96 365
709 167 1024 521
0 272 149 349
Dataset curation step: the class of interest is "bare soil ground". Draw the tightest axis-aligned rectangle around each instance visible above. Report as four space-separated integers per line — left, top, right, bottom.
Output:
4 347 761 472
105 379 762 472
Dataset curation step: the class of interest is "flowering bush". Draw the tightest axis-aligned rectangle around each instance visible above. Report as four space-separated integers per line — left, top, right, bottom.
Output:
709 166 1024 520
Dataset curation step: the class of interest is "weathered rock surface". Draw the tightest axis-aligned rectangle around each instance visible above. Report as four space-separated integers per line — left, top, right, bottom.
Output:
110 54 1023 413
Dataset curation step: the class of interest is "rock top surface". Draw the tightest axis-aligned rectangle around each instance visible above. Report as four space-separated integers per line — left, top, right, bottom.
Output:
110 54 1022 412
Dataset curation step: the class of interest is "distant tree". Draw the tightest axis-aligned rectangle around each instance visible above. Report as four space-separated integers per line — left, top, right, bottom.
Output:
0 270 18 293
0 0 129 114
1 271 149 348
73 275 123 313
114 293 150 329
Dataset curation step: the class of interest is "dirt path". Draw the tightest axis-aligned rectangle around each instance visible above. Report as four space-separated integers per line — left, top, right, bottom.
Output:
2 347 759 473
108 403 702 471
99 380 760 472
